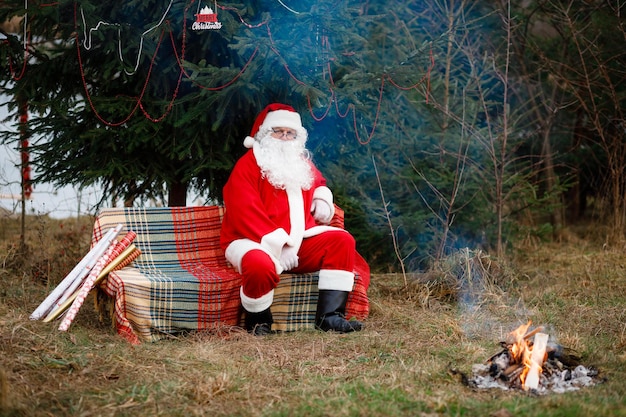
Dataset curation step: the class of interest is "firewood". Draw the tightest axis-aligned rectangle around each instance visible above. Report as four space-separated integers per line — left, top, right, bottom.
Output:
503 363 522 378
523 326 545 340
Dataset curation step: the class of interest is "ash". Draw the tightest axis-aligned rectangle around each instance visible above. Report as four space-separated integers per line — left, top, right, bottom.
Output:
467 346 602 395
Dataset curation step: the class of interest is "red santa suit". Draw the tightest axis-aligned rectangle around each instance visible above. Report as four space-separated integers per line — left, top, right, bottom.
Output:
220 106 356 315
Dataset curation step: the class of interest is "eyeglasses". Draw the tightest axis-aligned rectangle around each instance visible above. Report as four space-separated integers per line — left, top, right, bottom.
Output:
271 128 297 140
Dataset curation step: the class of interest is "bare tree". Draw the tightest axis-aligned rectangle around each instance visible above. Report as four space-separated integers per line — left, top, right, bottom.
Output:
419 0 534 259
535 1 626 242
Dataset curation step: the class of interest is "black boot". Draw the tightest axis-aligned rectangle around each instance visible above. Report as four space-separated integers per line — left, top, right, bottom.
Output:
315 290 363 333
244 308 273 336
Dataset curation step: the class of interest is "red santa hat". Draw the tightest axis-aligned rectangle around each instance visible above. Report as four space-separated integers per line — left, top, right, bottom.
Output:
243 103 304 148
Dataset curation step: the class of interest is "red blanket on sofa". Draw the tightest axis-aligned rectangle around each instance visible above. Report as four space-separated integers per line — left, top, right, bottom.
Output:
92 206 370 344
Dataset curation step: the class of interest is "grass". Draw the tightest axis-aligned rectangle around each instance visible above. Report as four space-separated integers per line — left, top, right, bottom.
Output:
1 214 626 416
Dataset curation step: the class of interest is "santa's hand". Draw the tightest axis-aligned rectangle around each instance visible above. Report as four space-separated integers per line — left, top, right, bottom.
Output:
311 199 332 224
279 245 299 271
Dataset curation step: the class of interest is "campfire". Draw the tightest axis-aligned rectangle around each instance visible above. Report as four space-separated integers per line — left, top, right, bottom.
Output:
463 321 602 394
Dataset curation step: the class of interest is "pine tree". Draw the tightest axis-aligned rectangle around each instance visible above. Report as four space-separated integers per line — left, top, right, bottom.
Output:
1 1 432 208
0 0 506 268
5 0 577 271
2 0 264 206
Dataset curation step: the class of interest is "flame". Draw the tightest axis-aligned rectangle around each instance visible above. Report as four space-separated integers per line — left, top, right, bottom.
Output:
508 320 531 362
506 320 542 388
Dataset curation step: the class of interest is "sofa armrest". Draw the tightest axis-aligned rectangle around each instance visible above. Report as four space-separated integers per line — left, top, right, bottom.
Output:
328 204 345 229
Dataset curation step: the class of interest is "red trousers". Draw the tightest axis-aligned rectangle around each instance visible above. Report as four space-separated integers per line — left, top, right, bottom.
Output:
240 230 355 299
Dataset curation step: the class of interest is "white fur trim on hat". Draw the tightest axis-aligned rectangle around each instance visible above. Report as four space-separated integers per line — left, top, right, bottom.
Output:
259 109 303 133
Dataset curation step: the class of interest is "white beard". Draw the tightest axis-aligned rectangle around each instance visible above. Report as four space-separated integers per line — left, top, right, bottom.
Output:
254 132 314 191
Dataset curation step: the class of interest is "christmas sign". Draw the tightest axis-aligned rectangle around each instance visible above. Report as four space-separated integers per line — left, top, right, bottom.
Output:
193 2 222 31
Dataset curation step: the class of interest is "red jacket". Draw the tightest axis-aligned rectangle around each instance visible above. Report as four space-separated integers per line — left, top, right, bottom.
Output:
220 149 336 273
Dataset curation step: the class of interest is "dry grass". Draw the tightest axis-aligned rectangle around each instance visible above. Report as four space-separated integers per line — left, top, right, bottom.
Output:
1 214 626 416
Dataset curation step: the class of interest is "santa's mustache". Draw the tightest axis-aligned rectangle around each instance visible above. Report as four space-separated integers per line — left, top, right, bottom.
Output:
255 135 313 190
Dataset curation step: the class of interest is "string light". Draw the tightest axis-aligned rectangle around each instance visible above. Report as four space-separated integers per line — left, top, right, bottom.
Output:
2 0 29 80
70 1 433 142
3 0 432 141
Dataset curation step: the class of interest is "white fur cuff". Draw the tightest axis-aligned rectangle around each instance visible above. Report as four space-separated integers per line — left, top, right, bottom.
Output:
240 287 274 313
318 269 355 291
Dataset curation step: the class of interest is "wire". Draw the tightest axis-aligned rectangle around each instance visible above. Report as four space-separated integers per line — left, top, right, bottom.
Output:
22 0 28 50
70 0 433 143
276 0 300 14
79 0 174 75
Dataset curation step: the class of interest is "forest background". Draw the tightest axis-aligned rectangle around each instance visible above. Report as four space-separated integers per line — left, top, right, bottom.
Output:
1 1 626 416
2 0 626 272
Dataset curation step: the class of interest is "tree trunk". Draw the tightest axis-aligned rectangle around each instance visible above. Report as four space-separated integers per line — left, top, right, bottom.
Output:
541 127 564 241
566 109 586 222
18 94 29 255
168 180 188 207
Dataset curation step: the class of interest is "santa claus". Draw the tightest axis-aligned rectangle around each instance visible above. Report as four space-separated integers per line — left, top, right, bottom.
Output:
220 103 363 335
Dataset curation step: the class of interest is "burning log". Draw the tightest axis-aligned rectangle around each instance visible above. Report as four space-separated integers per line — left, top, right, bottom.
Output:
461 321 603 394
523 325 545 341
503 363 524 382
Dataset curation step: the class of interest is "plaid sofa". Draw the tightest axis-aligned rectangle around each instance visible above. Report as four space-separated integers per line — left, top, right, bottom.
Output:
92 206 370 344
